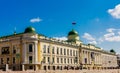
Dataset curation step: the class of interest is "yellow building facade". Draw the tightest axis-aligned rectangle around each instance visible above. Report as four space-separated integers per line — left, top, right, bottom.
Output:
0 26 118 71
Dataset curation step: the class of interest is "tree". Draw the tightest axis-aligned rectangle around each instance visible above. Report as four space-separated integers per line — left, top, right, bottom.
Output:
110 49 116 54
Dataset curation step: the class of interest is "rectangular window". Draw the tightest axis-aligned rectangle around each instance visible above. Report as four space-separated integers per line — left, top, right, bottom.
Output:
43 57 46 63
48 57 50 63
84 58 87 64
29 56 32 63
76 51 78 56
1 58 3 64
43 45 46 53
52 47 55 54
64 49 66 55
57 47 59 54
57 58 59 63
48 46 50 53
67 49 69 55
70 50 72 56
52 57 54 63
68 58 69 64
1 47 10 54
64 58 66 64
29 44 33 52
75 57 78 63
60 48 62 55
73 50 75 56
7 58 9 64
13 46 16 54
61 58 63 63
71 58 72 64
13 57 15 64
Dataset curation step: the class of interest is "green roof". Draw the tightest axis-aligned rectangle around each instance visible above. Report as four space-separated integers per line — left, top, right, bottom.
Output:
24 26 36 33
68 29 78 36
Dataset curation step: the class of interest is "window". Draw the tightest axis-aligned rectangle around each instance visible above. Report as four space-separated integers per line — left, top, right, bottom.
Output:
64 49 66 55
52 47 55 54
13 46 16 54
1 58 3 64
71 58 72 64
70 50 72 56
91 52 94 59
75 57 78 63
29 56 32 63
29 44 33 52
57 58 59 63
60 48 62 55
48 46 50 53
68 58 69 64
13 57 15 64
73 50 75 56
67 49 69 55
61 58 63 63
57 47 59 54
43 57 46 63
7 58 9 64
43 45 46 53
52 57 54 63
76 51 78 56
64 58 66 64
1 47 10 54
48 57 50 63
84 58 87 64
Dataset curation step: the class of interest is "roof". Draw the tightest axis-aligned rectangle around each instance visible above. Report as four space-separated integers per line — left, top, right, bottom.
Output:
68 29 78 36
24 26 36 33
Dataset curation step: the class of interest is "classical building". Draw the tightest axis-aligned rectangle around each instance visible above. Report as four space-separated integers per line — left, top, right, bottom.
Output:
0 26 118 71
117 54 120 68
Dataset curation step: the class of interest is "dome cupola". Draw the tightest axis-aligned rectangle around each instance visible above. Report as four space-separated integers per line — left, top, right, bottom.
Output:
24 26 36 33
67 29 80 42
68 29 78 36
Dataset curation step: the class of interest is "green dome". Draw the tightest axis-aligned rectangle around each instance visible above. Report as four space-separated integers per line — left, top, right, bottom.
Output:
67 29 80 42
24 26 36 33
68 30 78 36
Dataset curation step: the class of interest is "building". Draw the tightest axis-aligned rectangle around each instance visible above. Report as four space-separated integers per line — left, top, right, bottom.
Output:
117 54 120 68
0 26 118 71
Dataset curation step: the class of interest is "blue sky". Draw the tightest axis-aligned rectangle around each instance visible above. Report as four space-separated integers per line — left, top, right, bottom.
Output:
0 0 120 53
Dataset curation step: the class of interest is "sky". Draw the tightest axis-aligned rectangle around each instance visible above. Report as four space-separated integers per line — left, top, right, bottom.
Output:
0 0 120 53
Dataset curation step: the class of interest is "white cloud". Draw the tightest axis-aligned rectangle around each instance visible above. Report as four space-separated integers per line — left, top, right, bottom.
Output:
118 32 120 35
53 37 67 41
82 33 97 44
104 36 120 42
89 41 97 44
106 28 116 33
103 28 120 42
98 38 104 44
108 4 120 19
82 33 95 41
30 17 42 23
104 32 115 38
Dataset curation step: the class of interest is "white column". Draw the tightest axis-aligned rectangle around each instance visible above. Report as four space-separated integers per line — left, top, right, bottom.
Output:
34 41 38 64
22 42 27 64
